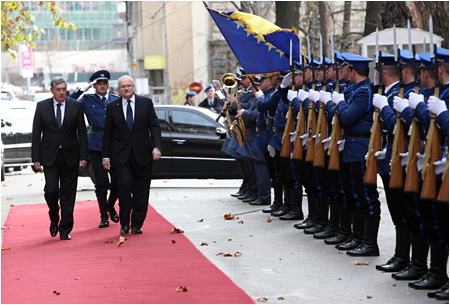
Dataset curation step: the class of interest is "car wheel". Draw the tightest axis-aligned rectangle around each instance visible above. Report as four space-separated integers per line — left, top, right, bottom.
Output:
31 164 44 173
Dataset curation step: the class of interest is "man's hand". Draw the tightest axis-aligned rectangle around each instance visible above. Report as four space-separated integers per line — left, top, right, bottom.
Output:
287 90 297 102
332 92 344 106
33 162 41 170
236 109 244 118
152 148 162 161
372 94 388 110
79 160 87 168
280 72 292 89
408 93 424 110
427 96 447 116
319 90 331 105
374 148 386 160
309 89 319 102
393 96 409 113
102 158 111 170
82 81 96 92
297 89 308 102
255 90 264 99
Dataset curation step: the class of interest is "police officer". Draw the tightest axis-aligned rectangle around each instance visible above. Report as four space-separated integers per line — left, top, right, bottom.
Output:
199 84 223 113
184 91 196 106
69 70 119 228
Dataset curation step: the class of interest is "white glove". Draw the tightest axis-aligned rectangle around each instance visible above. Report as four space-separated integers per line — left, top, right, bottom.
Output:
416 153 425 172
322 136 331 150
332 91 344 106
289 131 296 142
434 158 447 175
374 148 386 160
82 81 96 92
319 90 331 105
309 90 320 102
408 93 424 110
280 73 292 89
297 89 309 102
373 70 380 86
393 96 409 113
300 133 309 146
337 139 345 152
267 144 276 158
287 90 297 102
372 94 388 110
427 96 447 116
255 90 264 99
399 152 409 167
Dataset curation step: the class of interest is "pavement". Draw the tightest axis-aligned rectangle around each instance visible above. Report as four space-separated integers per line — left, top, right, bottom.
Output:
1 168 446 304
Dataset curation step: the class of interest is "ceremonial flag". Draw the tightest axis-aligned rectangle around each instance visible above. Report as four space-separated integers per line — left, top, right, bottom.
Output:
204 3 300 76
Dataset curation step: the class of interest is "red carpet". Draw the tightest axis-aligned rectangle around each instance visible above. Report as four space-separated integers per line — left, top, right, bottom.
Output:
2 201 254 304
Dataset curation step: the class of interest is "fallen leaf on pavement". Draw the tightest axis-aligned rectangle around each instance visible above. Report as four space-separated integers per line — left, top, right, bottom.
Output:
198 219 204 222
27 184 32 187
392 283 396 287
278 297 285 300
217 251 242 257
338 251 344 254
353 261 369 265
200 242 208 246
117 236 127 246
2 248 10 251
6 198 13 200
367 295 372 299
1 226 11 230
53 291 61 295
176 286 188 292
224 213 239 220
257 297 268 302
119 256 123 261
171 240 176 244
238 220 244 224
171 228 184 234
104 240 114 244
267 217 272 222
74 278 80 280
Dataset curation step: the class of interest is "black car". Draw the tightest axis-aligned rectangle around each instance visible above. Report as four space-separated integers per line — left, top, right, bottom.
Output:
152 105 240 179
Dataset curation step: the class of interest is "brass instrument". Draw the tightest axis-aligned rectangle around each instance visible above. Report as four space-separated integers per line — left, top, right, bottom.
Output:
221 73 246 144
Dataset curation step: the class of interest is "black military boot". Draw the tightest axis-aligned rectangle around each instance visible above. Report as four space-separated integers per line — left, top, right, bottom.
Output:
304 197 328 234
392 234 429 281
378 227 411 272
263 184 283 213
325 206 352 245
314 203 339 239
280 188 304 220
428 282 449 298
435 282 449 300
336 210 364 250
411 242 448 290
347 216 380 256
294 195 317 229
271 186 291 217
97 196 109 228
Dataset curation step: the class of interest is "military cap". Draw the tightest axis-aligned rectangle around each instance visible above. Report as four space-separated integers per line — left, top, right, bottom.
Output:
89 70 110 83
341 53 373 68
204 84 214 92
186 91 196 97
399 50 421 67
373 52 396 66
436 47 449 63
333 51 345 65
292 61 303 74
319 56 333 67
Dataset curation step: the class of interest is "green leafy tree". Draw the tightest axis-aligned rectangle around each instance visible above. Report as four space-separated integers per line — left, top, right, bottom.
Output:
1 1 76 59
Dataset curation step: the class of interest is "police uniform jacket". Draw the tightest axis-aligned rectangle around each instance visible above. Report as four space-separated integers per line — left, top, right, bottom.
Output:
335 78 374 162
69 90 119 152
252 87 276 153
198 97 223 113
413 83 449 133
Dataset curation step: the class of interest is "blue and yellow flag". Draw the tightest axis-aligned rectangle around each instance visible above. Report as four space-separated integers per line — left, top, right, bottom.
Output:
205 4 301 76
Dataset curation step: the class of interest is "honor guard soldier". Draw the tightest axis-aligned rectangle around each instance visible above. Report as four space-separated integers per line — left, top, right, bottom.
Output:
199 84 223 113
331 53 381 256
184 91 196 106
69 70 120 228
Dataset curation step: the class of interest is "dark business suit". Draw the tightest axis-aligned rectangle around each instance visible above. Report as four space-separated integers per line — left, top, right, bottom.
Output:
102 95 161 229
32 97 88 235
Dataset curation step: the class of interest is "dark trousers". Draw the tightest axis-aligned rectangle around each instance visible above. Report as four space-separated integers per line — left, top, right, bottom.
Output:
380 173 407 227
254 159 271 202
341 161 380 217
43 149 78 234
115 152 152 229
90 150 118 216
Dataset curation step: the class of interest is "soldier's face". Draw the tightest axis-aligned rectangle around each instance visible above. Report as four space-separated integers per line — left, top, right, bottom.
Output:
94 80 109 96
259 78 271 91
206 88 215 99
51 82 67 104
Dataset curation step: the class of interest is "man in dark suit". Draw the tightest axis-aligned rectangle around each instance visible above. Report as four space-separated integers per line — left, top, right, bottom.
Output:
69 70 120 228
102 75 162 235
32 77 89 240
198 84 223 113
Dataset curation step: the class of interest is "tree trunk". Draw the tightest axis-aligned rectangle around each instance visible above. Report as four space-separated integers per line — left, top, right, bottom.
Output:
340 1 352 51
319 1 328 60
364 1 383 36
275 1 300 29
415 1 449 48
381 2 410 28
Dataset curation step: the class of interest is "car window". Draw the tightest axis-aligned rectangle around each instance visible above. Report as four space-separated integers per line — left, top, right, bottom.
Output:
155 109 170 132
171 110 216 134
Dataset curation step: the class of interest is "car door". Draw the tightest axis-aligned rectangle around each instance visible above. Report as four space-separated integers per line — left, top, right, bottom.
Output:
169 108 234 178
152 107 172 178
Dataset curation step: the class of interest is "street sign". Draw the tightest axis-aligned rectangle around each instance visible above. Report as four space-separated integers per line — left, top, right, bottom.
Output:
189 82 202 94
19 45 33 78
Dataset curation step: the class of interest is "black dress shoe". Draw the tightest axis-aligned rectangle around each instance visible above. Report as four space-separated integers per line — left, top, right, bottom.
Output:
237 193 251 200
271 208 289 217
98 217 109 228
313 226 338 239
50 222 58 237
231 192 243 197
435 283 449 300
412 273 447 290
249 199 271 205
336 238 362 251
109 209 119 223
120 226 130 234
324 233 351 245
346 241 379 256
304 223 326 234
376 256 396 270
263 204 282 213
392 264 427 281
60 233 71 240
279 211 304 220
379 258 410 273
131 227 143 234
294 218 316 229
428 283 448 298
243 196 257 203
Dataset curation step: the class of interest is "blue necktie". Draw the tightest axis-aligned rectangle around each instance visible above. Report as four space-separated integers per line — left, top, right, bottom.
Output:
56 104 62 129
126 100 133 130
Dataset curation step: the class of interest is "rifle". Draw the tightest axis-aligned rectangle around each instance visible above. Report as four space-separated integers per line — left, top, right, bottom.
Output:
437 149 449 202
313 34 327 168
292 38 306 160
389 25 406 189
420 41 440 200
404 45 421 193
305 54 317 162
280 39 295 158
328 49 342 171
364 45 383 185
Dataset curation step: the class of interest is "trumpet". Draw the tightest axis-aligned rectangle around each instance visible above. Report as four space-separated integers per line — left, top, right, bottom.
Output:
216 73 237 121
